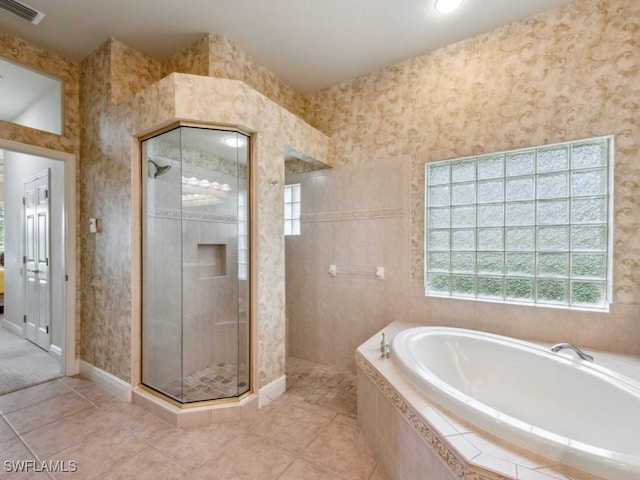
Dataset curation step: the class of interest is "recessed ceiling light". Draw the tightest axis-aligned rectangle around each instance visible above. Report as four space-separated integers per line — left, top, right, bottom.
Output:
434 0 463 14
224 137 245 148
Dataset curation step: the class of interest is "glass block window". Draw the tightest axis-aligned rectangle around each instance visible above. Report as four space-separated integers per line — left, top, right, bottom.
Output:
284 184 301 236
425 137 612 308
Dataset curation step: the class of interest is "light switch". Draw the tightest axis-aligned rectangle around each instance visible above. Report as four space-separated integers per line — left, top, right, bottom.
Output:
89 218 99 233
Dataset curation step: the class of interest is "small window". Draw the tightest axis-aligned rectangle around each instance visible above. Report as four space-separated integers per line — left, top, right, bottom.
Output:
0 57 63 135
284 184 301 235
238 191 248 280
425 136 612 309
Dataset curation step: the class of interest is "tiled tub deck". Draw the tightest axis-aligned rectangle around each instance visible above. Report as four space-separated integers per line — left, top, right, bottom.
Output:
356 322 640 480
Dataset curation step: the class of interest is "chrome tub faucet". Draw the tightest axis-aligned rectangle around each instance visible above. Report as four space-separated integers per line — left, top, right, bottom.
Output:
380 332 390 359
551 343 594 362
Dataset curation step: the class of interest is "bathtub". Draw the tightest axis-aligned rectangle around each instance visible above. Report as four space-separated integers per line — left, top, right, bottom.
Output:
391 326 640 480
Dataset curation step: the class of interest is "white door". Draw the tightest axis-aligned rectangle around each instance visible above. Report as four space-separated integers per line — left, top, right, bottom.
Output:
23 170 50 351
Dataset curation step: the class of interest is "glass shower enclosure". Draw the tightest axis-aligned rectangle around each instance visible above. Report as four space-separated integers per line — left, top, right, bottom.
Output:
141 125 250 404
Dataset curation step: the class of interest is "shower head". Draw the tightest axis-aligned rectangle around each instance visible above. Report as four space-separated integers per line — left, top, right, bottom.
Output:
148 158 172 178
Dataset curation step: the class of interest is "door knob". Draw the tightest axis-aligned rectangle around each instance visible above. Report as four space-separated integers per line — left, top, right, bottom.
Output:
27 269 39 274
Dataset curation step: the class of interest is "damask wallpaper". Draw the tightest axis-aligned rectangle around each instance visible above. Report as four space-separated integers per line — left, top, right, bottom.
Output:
305 0 640 305
162 33 309 120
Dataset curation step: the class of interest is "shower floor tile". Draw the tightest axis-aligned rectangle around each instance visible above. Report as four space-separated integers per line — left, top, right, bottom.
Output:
285 356 357 418
158 362 249 402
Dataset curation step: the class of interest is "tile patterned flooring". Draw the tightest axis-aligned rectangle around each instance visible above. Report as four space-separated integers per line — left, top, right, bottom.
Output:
0 357 386 480
159 362 249 402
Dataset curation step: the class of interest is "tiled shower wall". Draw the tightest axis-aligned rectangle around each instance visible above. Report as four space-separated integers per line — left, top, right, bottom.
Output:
144 161 247 387
286 157 411 368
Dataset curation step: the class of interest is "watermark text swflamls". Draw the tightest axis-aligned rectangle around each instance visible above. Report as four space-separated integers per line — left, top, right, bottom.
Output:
4 460 78 473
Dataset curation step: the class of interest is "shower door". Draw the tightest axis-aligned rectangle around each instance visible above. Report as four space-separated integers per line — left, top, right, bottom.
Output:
141 126 250 403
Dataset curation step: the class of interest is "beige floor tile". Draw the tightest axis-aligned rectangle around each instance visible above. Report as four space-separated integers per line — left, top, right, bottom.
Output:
334 413 357 428
368 464 389 480
0 417 16 441
45 424 148 479
250 404 332 453
226 401 280 431
95 446 189 480
279 393 340 420
285 358 357 418
192 433 295 480
20 407 119 458
0 358 369 480
302 420 377 480
61 376 121 408
0 380 70 415
7 470 55 479
278 458 343 480
0 438 36 480
5 391 92 435
150 423 244 470
101 399 175 442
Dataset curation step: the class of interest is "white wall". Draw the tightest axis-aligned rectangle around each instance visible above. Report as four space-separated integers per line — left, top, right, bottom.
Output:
4 150 65 350
12 84 63 135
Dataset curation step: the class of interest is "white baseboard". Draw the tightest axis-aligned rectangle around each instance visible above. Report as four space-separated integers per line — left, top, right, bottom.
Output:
1 318 23 337
79 360 132 402
49 344 63 362
259 374 286 407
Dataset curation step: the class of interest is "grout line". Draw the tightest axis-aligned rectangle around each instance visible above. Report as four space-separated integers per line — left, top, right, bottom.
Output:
0 410 55 479
59 379 197 473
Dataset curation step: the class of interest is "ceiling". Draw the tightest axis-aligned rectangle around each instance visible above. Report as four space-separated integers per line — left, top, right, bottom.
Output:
0 0 574 94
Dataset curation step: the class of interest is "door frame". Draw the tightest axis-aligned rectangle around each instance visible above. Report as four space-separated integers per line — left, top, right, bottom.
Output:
0 138 78 376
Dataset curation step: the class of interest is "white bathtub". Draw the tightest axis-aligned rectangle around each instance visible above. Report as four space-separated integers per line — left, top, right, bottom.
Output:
392 326 640 480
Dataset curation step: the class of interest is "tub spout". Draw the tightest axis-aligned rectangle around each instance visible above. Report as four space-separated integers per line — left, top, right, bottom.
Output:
380 333 390 359
551 343 594 362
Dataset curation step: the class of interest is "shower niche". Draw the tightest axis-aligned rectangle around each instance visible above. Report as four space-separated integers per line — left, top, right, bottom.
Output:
141 125 250 404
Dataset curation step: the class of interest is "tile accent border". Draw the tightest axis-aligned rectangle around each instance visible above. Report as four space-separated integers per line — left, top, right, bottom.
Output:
356 350 536 480
355 352 469 479
149 208 237 223
301 208 403 223
357 324 638 480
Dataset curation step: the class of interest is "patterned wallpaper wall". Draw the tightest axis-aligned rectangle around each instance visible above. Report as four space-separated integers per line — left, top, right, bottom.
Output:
305 0 640 305
3 0 639 383
0 33 80 154
162 34 309 119
0 32 82 357
79 38 333 384
207 34 310 120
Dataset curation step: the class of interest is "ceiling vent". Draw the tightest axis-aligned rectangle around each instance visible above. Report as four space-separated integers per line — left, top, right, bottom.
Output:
0 0 46 25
